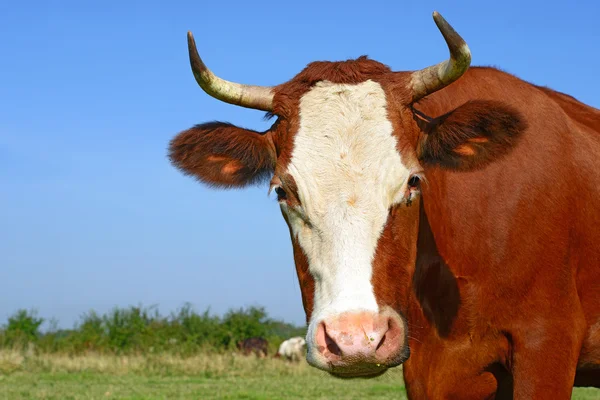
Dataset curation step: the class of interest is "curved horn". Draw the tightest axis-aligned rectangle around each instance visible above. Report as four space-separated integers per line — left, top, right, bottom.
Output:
187 32 274 111
410 12 472 102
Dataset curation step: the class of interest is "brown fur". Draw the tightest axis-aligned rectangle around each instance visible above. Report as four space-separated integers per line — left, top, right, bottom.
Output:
169 122 276 188
236 337 268 357
418 100 527 170
169 55 600 398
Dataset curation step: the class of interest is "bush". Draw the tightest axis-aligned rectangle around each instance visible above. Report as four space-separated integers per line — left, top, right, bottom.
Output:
220 306 270 349
170 303 222 352
1 309 44 349
0 304 306 356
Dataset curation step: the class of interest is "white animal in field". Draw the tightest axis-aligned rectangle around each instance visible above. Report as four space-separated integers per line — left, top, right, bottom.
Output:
276 337 307 362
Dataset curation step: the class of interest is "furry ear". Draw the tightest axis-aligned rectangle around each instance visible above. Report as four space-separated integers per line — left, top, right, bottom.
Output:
168 122 276 188
418 100 527 170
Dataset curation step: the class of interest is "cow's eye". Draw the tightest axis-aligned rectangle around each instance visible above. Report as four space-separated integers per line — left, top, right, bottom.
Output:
408 175 421 189
275 186 287 201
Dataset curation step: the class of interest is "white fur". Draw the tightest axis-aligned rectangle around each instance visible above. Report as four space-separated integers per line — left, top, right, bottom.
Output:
280 80 412 328
277 337 306 361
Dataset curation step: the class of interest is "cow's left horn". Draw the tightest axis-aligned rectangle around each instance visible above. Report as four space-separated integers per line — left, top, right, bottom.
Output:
187 32 274 111
410 12 471 103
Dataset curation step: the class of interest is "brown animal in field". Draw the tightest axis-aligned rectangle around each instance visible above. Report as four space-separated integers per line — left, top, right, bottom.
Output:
168 11 600 399
236 337 268 357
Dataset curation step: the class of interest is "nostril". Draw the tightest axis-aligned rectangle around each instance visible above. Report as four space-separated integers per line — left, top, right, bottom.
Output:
375 332 387 352
375 317 399 358
376 316 406 360
323 323 342 357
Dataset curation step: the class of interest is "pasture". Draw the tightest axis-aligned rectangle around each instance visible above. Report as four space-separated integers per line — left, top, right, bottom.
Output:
0 351 598 399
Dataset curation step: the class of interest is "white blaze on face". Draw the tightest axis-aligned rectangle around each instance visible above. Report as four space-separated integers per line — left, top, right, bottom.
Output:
281 80 411 325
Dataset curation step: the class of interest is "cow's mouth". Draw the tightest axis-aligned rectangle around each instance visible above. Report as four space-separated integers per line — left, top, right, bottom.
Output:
328 368 389 379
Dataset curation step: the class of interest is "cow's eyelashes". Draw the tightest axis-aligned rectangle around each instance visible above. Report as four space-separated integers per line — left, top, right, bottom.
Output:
274 186 287 202
408 175 421 189
268 181 288 203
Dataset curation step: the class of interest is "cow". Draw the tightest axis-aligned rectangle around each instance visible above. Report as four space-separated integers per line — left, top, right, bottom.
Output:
168 11 600 399
236 337 268 357
275 336 307 362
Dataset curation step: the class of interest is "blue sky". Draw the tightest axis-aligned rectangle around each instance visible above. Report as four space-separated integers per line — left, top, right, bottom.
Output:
0 0 598 328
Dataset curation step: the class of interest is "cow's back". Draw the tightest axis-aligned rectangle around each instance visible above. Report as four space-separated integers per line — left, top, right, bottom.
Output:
535 86 600 134
538 86 600 370
412 67 600 378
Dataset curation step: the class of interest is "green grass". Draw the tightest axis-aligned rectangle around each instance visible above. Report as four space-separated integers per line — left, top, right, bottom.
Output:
0 373 407 400
0 351 406 400
0 351 597 399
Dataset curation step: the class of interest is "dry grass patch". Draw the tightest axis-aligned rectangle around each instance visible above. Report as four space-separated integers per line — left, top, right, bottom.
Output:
0 349 330 377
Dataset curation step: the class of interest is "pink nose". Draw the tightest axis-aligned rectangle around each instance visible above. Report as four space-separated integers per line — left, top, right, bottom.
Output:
314 310 406 370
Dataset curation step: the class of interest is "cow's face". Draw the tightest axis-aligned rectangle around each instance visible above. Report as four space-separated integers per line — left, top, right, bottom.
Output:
170 13 525 377
272 78 417 376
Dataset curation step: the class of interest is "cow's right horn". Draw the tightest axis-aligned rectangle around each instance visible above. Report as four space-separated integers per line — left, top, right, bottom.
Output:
187 32 274 111
409 12 472 103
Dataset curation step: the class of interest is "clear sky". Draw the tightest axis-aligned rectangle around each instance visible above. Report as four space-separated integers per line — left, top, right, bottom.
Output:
1 0 598 328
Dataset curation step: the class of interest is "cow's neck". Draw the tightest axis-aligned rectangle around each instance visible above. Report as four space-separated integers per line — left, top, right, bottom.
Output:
408 198 462 339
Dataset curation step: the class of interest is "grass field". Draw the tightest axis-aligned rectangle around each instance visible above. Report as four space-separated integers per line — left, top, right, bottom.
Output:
0 351 598 399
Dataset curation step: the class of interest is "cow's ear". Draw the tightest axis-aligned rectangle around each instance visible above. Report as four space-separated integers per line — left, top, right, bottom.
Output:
418 100 527 170
169 122 276 188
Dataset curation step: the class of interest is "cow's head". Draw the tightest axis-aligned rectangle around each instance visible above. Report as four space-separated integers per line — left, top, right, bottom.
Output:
169 12 525 378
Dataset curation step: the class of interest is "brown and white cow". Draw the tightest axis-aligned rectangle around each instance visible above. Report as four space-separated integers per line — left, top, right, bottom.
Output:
168 12 600 399
275 336 306 362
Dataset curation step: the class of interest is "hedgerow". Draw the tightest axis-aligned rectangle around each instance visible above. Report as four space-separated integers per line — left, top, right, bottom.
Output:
0 305 305 356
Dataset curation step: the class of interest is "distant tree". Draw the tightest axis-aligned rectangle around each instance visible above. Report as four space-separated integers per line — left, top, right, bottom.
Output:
74 310 106 351
103 306 158 353
4 309 44 345
170 303 221 349
0 304 307 355
221 306 270 348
